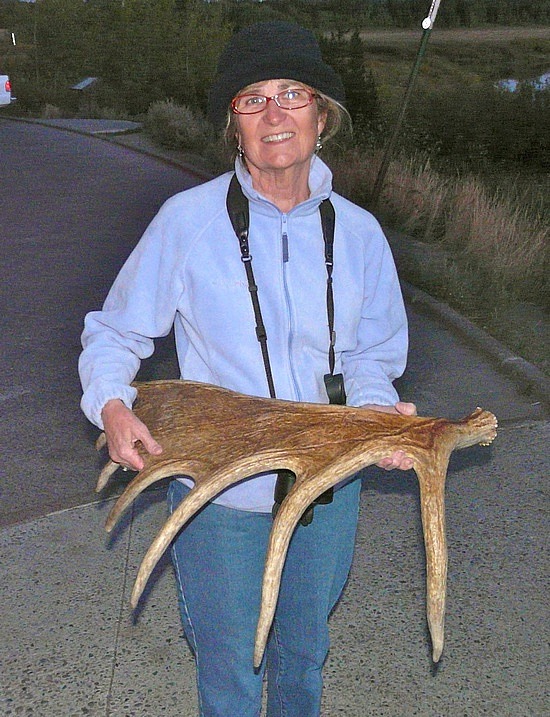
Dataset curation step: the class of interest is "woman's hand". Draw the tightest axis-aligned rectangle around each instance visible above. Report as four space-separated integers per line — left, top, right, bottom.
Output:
361 401 417 471
101 399 163 471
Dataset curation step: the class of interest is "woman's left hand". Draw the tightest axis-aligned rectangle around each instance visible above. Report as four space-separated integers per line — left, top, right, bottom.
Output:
361 401 417 471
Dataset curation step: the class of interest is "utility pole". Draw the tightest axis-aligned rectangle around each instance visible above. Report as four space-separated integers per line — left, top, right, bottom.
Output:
370 0 443 209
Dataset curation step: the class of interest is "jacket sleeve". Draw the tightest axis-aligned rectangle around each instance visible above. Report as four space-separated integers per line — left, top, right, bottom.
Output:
78 201 186 429
341 226 408 408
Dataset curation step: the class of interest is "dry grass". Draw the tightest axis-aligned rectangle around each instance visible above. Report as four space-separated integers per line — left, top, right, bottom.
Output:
445 177 548 297
376 154 449 242
332 149 548 305
329 147 549 371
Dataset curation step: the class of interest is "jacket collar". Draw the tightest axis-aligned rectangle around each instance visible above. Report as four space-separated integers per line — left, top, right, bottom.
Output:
234 155 333 218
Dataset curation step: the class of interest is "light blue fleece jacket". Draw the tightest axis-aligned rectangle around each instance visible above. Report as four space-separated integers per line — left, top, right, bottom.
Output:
79 156 408 511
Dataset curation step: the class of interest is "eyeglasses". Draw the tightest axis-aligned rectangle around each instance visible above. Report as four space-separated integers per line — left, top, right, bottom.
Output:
231 87 317 115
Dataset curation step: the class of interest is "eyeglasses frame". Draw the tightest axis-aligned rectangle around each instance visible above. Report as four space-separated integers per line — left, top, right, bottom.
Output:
231 88 318 115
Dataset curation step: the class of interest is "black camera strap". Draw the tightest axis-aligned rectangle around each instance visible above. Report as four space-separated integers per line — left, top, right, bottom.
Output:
226 174 342 524
226 175 277 400
319 197 337 377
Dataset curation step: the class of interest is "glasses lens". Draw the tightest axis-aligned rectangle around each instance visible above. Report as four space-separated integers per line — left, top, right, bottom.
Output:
233 94 266 114
277 88 312 109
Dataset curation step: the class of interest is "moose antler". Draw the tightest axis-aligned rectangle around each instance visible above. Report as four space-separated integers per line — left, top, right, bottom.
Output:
96 379 497 667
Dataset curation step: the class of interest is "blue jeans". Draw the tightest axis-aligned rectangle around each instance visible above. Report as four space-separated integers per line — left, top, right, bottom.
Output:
168 478 361 717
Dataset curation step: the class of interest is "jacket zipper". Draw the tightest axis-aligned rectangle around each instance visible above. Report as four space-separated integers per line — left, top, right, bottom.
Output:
282 231 289 263
281 217 301 400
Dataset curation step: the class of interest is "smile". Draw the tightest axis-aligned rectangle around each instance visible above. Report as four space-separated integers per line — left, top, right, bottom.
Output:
262 132 295 143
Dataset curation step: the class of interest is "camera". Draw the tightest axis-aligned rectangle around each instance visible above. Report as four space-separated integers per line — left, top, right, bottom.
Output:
324 372 346 405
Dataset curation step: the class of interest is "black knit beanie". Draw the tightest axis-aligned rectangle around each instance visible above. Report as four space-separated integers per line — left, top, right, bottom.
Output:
208 21 345 128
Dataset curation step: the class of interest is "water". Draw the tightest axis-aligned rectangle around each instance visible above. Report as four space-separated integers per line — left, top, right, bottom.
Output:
496 71 550 92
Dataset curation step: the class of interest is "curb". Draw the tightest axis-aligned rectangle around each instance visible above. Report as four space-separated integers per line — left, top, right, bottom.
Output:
7 116 549 411
1 115 213 182
402 281 550 410
90 127 142 136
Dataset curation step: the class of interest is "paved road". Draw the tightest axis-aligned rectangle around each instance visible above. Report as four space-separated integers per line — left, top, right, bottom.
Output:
0 119 204 526
0 119 547 716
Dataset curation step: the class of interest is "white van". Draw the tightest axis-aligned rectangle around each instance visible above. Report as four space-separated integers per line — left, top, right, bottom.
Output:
0 75 12 106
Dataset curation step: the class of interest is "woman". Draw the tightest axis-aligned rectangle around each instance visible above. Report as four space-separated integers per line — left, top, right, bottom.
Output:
79 21 414 717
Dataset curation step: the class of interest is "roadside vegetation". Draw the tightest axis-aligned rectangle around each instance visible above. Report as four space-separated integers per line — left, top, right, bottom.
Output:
0 0 548 373
329 148 548 372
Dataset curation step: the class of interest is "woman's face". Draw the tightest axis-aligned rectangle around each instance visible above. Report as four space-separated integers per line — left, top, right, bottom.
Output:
234 79 327 178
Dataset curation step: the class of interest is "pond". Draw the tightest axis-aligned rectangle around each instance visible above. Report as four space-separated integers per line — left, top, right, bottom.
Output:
496 71 550 92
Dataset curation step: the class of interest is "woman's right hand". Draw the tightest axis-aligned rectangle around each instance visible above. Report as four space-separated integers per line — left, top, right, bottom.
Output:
101 399 163 471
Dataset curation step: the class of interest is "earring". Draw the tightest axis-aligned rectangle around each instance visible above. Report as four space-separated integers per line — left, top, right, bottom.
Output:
315 135 323 153
237 144 244 158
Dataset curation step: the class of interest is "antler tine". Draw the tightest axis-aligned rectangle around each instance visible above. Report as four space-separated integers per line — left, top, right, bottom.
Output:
104 460 206 533
94 431 117 492
414 458 449 662
413 407 497 661
130 453 297 608
95 432 107 451
253 447 386 668
96 459 119 492
253 474 330 668
131 485 206 607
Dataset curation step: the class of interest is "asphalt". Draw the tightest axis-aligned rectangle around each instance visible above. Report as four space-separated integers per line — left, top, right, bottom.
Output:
1 119 548 717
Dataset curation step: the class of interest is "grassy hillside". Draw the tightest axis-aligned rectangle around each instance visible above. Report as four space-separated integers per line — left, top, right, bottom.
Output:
333 26 549 208
357 26 550 106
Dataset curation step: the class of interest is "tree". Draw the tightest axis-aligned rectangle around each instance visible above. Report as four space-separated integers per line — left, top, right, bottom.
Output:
174 2 232 111
321 31 379 133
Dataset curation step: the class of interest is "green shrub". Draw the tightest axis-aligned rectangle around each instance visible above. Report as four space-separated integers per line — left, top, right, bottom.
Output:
144 99 213 153
41 103 63 119
404 82 550 174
